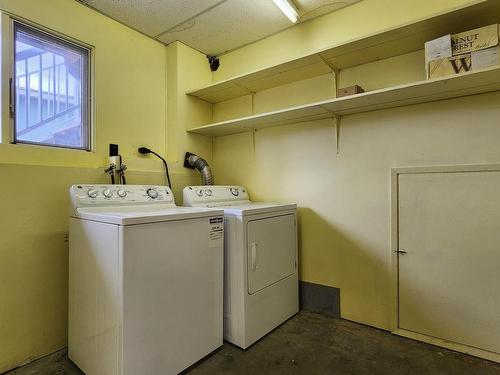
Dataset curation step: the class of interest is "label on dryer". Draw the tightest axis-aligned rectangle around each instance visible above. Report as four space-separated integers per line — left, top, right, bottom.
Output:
208 217 223 248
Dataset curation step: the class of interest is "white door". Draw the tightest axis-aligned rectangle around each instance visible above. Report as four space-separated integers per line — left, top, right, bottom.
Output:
247 214 296 294
398 171 500 355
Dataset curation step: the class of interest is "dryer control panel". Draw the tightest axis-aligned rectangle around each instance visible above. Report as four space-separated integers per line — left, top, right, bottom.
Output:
70 184 175 209
183 185 250 207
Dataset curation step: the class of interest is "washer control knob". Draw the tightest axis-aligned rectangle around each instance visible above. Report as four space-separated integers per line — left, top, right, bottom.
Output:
230 187 239 196
117 189 127 198
205 189 213 196
87 189 98 199
103 189 113 198
147 188 159 199
196 189 204 197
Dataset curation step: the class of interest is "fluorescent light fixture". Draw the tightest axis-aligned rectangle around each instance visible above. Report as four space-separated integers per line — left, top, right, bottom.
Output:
272 0 299 23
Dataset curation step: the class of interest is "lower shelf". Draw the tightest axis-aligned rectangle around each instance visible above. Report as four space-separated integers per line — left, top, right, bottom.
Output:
187 66 500 137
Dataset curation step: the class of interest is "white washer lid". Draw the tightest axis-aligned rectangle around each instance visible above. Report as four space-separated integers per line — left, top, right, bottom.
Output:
73 205 224 225
216 202 296 216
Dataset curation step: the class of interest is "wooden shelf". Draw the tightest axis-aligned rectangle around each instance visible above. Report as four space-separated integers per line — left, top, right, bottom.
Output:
187 66 500 137
186 0 500 104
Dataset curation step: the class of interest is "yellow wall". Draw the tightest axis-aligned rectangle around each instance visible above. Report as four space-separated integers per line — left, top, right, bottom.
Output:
204 0 499 330
0 1 214 370
0 0 166 169
0 1 168 372
0 165 165 373
213 0 475 81
166 41 214 199
213 91 500 329
1 0 497 371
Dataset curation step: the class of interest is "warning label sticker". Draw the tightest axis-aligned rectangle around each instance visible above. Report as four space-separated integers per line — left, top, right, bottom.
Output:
209 217 223 247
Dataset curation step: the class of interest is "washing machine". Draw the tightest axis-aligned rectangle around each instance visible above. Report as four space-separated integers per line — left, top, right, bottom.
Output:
183 185 298 349
69 184 224 375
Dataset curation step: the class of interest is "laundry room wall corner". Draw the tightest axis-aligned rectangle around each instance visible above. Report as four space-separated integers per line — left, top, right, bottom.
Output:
166 41 214 201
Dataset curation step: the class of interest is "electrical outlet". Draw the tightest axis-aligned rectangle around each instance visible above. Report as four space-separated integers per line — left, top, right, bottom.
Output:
109 144 119 157
184 152 195 169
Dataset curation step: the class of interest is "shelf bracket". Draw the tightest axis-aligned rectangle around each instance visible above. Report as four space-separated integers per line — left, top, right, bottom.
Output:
333 68 340 94
232 81 253 95
251 92 256 115
318 55 340 91
318 54 337 72
232 81 256 115
232 82 256 115
252 128 257 161
333 115 341 155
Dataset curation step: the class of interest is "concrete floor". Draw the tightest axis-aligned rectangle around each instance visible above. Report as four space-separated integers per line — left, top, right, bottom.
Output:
6 312 500 375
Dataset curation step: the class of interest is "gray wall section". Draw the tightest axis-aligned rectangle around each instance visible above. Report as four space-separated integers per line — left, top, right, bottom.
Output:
299 281 340 318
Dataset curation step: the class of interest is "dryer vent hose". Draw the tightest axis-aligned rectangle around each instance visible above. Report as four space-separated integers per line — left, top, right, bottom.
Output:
185 152 214 185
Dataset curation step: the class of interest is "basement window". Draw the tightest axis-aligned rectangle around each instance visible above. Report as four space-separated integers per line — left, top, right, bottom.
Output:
12 22 91 150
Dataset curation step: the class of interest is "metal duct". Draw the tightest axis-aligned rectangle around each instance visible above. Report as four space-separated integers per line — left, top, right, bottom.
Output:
184 152 214 185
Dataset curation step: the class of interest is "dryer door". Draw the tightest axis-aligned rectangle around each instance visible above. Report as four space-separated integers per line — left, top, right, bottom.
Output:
247 214 296 294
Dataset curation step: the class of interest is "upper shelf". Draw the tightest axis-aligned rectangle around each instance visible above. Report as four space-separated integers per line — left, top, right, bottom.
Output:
187 66 500 137
186 0 500 104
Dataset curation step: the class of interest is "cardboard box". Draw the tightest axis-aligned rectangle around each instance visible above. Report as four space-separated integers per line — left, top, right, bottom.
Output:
451 24 499 55
429 54 472 79
337 85 365 98
472 45 500 70
428 46 500 79
425 34 452 78
426 24 499 79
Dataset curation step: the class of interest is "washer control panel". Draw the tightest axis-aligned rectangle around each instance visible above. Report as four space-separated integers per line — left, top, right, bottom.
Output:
70 184 175 208
183 185 249 206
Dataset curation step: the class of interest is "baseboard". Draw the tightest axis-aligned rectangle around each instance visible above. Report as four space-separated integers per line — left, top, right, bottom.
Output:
393 329 500 364
299 281 340 318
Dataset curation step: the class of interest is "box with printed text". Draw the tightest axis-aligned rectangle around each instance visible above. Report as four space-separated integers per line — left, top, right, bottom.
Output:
425 24 499 79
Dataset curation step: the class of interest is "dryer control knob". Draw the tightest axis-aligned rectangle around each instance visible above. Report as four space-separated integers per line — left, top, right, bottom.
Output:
147 188 159 199
103 189 113 198
87 189 98 199
205 189 213 196
196 189 204 197
117 189 127 198
230 187 239 196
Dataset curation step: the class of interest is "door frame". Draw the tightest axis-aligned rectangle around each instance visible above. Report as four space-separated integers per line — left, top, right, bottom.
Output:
390 163 500 363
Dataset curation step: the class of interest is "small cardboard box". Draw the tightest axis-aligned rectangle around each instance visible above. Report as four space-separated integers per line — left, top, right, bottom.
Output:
337 85 365 98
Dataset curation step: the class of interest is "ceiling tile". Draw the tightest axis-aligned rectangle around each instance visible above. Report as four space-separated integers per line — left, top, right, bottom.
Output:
296 0 362 21
158 0 291 55
78 0 363 55
83 0 224 36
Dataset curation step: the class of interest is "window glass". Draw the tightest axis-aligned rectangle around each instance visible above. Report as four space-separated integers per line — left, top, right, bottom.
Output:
13 23 90 149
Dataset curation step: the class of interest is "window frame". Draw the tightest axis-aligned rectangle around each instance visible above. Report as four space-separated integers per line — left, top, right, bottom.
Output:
5 16 93 151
